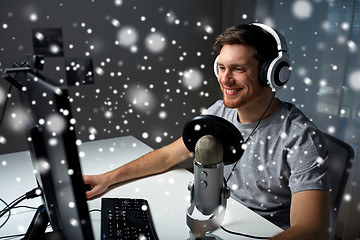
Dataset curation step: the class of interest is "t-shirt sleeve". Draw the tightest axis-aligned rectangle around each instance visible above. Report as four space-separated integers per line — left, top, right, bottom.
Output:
287 129 331 194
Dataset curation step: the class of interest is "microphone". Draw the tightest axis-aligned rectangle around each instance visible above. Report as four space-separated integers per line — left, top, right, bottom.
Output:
193 135 224 215
183 115 244 240
186 134 229 240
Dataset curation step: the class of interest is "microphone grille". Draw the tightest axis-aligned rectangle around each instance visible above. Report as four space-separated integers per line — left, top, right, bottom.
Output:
195 135 223 165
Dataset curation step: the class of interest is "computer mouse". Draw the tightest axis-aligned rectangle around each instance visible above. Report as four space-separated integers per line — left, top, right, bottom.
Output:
84 184 93 192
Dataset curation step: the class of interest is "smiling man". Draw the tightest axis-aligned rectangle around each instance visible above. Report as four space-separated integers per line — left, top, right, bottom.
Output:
204 24 330 240
216 43 278 123
84 23 330 240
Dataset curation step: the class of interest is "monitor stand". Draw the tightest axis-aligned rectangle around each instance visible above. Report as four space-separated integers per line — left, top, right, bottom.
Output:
22 205 65 240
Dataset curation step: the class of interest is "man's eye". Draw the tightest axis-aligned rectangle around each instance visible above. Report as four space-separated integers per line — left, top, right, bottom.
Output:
235 68 244 72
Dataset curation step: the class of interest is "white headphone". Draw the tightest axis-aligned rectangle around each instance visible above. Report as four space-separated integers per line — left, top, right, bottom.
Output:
213 23 291 92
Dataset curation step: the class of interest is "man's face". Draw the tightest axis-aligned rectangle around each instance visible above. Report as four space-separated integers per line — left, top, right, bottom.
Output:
216 44 264 109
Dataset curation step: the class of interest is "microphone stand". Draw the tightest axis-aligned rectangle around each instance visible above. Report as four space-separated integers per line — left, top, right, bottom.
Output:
186 176 230 240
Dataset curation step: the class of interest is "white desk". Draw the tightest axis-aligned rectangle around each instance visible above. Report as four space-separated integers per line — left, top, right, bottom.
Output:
0 136 282 239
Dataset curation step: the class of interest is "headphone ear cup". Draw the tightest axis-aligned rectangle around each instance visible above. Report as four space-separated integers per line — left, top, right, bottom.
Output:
259 61 271 87
268 57 291 90
261 56 291 91
213 55 220 78
274 61 290 87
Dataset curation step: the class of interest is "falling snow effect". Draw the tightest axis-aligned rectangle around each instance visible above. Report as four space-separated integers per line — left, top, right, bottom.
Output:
0 0 221 153
0 0 359 238
292 0 313 20
117 26 139 47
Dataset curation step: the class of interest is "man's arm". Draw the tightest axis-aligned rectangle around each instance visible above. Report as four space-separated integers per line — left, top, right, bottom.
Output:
83 137 191 199
271 190 330 240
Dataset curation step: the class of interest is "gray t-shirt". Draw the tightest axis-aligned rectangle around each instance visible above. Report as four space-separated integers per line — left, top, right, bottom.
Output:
203 100 330 229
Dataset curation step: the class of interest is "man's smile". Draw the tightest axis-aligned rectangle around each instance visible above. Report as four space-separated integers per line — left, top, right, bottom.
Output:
224 87 243 96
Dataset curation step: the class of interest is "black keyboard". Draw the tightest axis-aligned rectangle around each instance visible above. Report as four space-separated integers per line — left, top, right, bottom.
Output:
101 198 159 240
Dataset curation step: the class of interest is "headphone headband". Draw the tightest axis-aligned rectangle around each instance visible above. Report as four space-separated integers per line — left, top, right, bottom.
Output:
251 23 288 52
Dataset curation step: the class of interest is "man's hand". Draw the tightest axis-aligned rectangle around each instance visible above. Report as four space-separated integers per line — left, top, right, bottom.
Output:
83 174 110 199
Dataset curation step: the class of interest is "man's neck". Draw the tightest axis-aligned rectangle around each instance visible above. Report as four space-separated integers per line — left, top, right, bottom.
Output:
237 94 280 124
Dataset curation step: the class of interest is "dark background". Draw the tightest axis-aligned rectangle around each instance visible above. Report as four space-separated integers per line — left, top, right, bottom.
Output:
0 1 359 239
0 0 225 155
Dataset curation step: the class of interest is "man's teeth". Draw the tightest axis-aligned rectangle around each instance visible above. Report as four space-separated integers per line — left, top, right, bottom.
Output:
226 89 237 94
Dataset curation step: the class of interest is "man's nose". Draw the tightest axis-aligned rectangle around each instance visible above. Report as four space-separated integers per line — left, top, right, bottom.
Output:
219 70 235 85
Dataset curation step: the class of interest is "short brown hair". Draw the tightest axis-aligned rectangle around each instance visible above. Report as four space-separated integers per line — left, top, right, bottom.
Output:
214 24 278 65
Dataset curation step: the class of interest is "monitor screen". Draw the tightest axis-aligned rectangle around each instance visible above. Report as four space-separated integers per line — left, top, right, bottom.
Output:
3 58 94 240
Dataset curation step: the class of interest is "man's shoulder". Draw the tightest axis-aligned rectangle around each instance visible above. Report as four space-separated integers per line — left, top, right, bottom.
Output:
278 101 327 156
280 101 319 131
202 100 235 117
203 100 225 113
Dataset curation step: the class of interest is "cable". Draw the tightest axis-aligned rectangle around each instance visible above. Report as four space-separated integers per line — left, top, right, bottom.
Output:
220 93 277 239
24 187 42 199
0 195 26 218
12 205 38 211
0 233 25 239
0 205 37 231
0 189 42 240
243 92 276 144
0 188 42 221
0 198 10 229
0 195 26 219
221 225 270 239
225 92 276 185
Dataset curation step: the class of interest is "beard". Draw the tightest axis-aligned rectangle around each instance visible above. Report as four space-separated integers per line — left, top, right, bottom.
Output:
222 97 244 109
222 88 262 109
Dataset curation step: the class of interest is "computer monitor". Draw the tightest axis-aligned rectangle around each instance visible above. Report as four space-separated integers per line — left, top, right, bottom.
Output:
2 56 94 240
